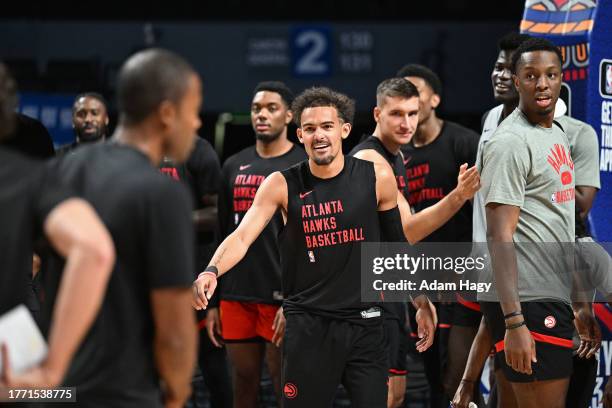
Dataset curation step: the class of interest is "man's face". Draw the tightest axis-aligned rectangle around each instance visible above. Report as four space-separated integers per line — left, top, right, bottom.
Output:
404 76 439 125
165 73 202 163
72 97 109 143
251 91 291 143
297 106 350 166
491 50 519 104
513 50 562 118
375 96 419 147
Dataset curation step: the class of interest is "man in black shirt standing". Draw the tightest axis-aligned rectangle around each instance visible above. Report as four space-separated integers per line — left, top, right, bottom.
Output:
43 49 200 407
194 87 435 407
0 63 115 392
207 81 306 407
396 64 481 408
350 77 480 408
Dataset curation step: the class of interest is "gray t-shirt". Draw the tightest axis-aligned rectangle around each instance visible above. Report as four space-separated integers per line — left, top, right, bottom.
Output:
555 115 601 189
478 109 575 302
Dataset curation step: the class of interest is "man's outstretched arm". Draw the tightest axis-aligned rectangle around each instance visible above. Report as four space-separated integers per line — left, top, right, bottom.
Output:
192 172 287 309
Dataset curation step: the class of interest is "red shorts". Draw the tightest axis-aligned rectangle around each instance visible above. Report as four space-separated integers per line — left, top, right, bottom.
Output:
220 300 280 342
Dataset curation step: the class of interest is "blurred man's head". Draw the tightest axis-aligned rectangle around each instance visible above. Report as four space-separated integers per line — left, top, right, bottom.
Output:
72 93 109 143
117 48 202 163
250 81 293 143
374 77 420 148
396 64 442 125
492 32 531 104
0 63 17 141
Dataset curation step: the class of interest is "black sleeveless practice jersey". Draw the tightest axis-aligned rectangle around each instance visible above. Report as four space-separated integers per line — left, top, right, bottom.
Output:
219 144 307 304
350 135 408 322
280 156 382 323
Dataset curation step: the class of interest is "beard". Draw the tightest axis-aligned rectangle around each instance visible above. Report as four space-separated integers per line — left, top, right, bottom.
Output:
76 126 105 143
255 130 282 143
312 152 335 166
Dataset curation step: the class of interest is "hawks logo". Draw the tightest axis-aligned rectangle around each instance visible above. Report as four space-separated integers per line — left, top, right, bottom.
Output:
284 382 298 399
544 315 557 329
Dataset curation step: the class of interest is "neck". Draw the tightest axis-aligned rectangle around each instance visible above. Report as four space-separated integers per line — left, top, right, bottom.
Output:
255 129 292 158
412 114 442 147
309 154 345 179
113 123 164 165
518 102 554 128
372 125 401 155
501 100 519 121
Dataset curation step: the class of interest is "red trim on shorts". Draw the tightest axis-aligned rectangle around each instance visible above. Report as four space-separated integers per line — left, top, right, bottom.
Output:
198 318 207 331
438 323 452 329
389 369 408 375
409 332 418 338
456 294 482 312
494 331 573 353
594 303 612 332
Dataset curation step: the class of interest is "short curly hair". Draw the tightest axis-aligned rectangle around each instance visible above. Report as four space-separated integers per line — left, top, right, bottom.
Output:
511 37 563 74
0 63 17 141
291 87 355 127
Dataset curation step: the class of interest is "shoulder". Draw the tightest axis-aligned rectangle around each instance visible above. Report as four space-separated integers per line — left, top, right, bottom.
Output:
223 146 254 169
351 147 386 165
372 160 395 182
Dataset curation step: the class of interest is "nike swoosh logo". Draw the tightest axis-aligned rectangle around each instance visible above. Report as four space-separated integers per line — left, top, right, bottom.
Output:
239 164 251 170
299 190 313 199
403 157 412 166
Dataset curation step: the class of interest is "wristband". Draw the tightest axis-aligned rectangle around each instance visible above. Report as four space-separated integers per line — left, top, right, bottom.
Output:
504 311 523 320
505 320 526 330
199 265 218 279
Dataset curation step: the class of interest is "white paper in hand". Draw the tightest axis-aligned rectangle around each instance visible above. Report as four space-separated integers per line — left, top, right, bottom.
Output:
0 305 48 375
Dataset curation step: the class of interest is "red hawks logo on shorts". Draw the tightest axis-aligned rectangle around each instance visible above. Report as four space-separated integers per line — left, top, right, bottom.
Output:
284 382 298 399
544 315 557 329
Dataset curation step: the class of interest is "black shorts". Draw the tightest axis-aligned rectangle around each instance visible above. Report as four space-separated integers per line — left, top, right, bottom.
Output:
453 294 482 327
481 301 574 383
282 312 387 408
383 318 408 376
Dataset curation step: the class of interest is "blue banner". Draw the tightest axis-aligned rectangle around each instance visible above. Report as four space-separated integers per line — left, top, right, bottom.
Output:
18 92 76 147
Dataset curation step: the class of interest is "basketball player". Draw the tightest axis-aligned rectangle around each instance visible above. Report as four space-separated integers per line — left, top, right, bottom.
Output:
41 49 200 407
349 77 480 408
205 81 306 407
57 93 109 154
193 86 436 407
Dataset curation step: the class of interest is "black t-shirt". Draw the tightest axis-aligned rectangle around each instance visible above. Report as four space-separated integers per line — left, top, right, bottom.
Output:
43 143 194 407
218 144 307 304
159 137 221 271
401 121 479 243
0 148 70 315
280 156 381 324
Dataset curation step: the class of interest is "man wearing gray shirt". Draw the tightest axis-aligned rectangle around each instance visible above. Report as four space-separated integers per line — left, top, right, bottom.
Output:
479 38 575 408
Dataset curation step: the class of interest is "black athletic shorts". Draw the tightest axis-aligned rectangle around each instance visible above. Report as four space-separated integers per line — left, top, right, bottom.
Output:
481 301 574 383
281 312 387 407
383 318 408 376
453 294 482 327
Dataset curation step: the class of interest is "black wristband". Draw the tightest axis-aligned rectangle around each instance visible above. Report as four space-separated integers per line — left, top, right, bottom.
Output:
504 311 523 320
204 265 218 277
505 320 526 330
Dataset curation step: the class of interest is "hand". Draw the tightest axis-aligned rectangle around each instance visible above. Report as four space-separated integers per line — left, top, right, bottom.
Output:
504 324 536 375
415 301 435 352
451 379 475 408
271 307 285 347
574 306 601 359
206 308 224 348
455 163 480 201
192 273 217 310
0 344 62 390
603 375 612 408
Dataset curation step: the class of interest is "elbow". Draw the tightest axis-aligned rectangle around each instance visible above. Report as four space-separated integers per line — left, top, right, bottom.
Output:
79 232 116 274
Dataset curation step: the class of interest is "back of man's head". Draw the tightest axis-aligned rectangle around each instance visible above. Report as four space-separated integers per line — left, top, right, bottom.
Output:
396 64 443 96
117 48 195 126
0 63 17 141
